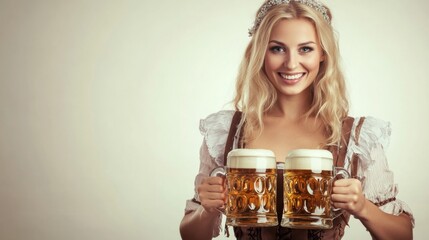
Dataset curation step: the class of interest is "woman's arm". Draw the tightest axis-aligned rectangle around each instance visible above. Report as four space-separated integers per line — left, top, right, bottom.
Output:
180 206 221 240
332 179 413 240
358 199 412 240
180 176 226 240
180 111 235 239
333 117 414 239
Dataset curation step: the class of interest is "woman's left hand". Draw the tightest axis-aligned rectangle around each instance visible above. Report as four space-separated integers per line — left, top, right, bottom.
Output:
331 178 367 218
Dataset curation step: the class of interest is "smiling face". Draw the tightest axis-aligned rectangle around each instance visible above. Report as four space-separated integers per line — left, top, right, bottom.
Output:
264 18 325 99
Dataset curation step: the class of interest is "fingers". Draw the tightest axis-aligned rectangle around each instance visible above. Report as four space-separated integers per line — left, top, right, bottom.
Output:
332 178 362 200
331 193 360 204
197 176 227 212
199 177 225 193
332 202 359 212
333 179 362 195
331 178 366 216
333 178 361 187
204 177 224 187
332 195 365 215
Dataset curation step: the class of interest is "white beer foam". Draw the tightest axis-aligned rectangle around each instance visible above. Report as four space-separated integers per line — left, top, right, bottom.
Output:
227 149 276 169
285 149 333 172
284 157 332 171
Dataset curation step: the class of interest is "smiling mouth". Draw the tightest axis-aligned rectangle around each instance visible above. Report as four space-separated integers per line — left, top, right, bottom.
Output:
279 73 305 80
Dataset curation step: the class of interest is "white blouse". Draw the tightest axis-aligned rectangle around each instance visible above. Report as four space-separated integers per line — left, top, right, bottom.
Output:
184 110 414 237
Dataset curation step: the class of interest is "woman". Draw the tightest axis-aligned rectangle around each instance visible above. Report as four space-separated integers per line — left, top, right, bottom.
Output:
180 0 414 239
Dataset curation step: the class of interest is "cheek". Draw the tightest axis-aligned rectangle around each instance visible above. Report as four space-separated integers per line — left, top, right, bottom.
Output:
264 54 283 73
302 57 322 74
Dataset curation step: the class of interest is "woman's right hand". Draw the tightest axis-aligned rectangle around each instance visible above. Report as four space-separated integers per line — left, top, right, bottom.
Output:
180 177 227 240
197 176 227 214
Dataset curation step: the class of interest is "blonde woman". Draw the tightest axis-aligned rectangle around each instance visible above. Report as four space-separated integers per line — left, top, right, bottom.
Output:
180 1 414 239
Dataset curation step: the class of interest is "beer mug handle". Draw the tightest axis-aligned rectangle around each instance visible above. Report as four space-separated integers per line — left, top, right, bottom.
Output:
209 166 227 214
210 166 226 178
331 167 351 218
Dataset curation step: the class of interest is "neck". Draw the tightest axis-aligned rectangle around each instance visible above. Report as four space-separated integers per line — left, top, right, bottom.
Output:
268 90 313 121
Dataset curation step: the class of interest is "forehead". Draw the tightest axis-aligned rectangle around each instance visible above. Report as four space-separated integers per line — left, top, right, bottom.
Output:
269 18 318 43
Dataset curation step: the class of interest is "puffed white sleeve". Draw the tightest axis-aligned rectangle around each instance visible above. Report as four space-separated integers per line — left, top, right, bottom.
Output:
183 110 235 237
345 116 414 226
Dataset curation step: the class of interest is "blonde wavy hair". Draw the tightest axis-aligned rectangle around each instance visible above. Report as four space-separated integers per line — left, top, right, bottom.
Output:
233 1 348 146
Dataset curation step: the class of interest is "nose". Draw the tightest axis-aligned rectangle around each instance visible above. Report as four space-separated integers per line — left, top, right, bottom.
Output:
284 51 298 70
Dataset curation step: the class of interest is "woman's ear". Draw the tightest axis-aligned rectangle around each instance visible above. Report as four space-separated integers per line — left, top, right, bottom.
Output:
320 52 326 62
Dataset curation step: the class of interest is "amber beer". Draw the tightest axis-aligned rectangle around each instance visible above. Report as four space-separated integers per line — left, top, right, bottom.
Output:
281 149 349 229
212 149 278 227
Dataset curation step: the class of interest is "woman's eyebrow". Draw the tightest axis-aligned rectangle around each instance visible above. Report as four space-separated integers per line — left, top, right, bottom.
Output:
268 40 317 46
298 41 316 46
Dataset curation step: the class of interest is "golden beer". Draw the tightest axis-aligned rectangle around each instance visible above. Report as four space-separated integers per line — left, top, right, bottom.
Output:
281 149 348 229
224 149 278 227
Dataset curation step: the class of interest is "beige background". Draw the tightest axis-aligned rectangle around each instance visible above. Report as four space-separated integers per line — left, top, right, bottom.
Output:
0 0 427 239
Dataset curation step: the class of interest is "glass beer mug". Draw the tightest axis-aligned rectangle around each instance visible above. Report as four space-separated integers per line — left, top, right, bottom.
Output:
281 149 350 229
210 149 278 227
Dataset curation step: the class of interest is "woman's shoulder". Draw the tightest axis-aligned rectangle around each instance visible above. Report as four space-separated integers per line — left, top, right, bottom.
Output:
350 116 391 149
199 110 236 136
199 110 236 161
345 116 392 176
199 110 235 132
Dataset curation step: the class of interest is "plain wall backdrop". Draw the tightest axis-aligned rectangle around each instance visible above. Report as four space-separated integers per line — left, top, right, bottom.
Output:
0 0 428 239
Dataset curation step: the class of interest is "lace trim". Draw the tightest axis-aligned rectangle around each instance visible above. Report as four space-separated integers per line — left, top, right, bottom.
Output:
191 197 201 205
248 227 262 240
372 197 396 207
232 226 349 240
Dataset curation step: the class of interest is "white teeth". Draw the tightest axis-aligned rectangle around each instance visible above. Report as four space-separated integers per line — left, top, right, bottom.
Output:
280 73 304 80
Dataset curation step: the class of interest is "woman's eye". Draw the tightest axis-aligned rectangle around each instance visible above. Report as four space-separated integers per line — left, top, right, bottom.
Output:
270 46 285 53
300 46 313 53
